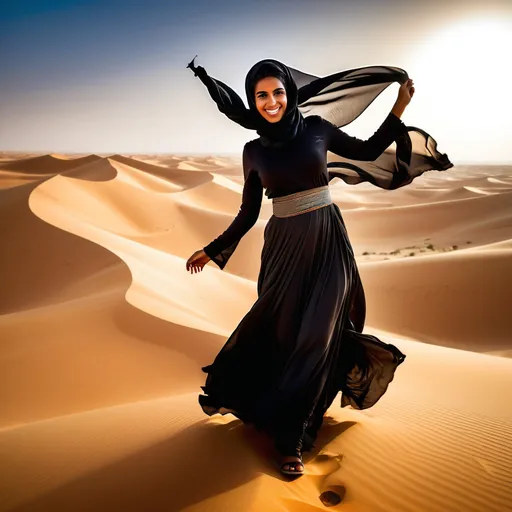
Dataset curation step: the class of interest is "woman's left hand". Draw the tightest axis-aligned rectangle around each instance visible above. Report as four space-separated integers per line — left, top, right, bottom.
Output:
397 78 415 106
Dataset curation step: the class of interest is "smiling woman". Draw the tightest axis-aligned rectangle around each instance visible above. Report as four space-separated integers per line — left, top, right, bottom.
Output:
254 78 288 123
185 56 453 477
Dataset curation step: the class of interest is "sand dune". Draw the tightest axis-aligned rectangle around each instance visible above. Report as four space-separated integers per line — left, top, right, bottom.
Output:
0 177 121 313
343 189 512 256
0 154 104 189
0 154 102 173
109 154 213 189
360 248 512 352
1 153 511 511
172 175 274 219
0 285 223 428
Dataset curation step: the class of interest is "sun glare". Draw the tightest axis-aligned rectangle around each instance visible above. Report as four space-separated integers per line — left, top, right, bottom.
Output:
403 14 512 162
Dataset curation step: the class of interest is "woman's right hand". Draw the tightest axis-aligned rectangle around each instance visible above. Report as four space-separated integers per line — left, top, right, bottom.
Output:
186 249 211 274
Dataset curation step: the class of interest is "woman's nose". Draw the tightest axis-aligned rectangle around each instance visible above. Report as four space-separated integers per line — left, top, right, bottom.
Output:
266 94 277 105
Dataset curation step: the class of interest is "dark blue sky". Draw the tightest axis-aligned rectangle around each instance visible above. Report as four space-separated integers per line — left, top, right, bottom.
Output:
1 0 511 162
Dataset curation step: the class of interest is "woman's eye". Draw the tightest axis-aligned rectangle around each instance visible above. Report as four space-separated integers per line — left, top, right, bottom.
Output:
258 91 284 98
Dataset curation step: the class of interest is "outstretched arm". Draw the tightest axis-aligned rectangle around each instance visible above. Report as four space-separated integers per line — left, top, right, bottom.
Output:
187 56 253 130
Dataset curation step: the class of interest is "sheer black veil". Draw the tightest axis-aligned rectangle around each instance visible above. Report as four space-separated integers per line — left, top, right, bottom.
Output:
187 56 452 190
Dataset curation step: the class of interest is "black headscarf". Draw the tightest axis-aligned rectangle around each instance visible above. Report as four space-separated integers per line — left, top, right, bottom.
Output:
244 59 306 147
187 56 452 185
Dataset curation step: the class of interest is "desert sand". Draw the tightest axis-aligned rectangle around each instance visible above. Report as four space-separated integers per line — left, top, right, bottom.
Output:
0 152 511 511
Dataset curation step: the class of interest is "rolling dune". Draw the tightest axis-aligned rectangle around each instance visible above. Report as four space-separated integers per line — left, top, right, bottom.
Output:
0 154 104 189
1 153 511 512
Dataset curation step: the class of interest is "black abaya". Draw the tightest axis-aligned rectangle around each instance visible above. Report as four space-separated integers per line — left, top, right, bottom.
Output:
199 112 411 455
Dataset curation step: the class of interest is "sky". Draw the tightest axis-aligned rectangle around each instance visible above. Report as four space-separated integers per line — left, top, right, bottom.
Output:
1 0 511 163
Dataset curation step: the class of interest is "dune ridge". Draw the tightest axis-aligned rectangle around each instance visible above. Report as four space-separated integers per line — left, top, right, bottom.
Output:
1 153 511 511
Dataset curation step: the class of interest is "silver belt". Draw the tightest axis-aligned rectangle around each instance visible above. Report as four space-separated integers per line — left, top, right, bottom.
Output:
272 185 332 218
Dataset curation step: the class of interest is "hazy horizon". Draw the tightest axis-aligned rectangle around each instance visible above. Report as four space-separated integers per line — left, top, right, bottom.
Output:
1 0 511 164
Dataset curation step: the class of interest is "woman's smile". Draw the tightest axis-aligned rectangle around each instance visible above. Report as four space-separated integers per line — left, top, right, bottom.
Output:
265 106 281 116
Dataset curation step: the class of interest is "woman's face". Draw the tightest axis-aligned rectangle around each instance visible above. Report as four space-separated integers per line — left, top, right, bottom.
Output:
254 76 287 123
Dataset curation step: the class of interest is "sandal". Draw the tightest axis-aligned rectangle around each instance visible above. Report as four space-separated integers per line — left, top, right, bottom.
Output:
280 456 305 476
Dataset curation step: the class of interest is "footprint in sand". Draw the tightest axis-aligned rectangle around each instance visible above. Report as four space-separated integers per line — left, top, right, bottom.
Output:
306 452 343 475
319 486 346 506
306 452 347 507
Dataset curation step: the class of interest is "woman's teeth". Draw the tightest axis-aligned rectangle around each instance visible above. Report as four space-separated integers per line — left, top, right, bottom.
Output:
266 107 280 115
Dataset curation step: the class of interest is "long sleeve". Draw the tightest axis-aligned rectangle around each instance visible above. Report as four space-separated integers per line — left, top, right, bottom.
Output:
321 112 433 190
203 144 263 269
324 112 406 161
191 64 254 130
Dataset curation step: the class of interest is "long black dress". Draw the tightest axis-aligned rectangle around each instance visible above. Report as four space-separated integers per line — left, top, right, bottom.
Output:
199 112 408 456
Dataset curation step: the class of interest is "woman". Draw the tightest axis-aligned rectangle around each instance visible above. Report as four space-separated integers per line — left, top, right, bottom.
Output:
185 57 452 476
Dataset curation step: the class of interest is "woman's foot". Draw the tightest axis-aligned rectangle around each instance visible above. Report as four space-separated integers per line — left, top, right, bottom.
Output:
280 455 304 476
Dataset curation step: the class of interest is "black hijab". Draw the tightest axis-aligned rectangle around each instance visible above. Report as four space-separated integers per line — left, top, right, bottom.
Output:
244 59 306 147
187 56 452 185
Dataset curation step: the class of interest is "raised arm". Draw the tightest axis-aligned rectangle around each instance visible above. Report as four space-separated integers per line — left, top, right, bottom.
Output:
323 112 407 162
202 144 263 268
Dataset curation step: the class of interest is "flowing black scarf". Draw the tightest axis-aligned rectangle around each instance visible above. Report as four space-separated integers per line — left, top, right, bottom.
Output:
187 56 452 188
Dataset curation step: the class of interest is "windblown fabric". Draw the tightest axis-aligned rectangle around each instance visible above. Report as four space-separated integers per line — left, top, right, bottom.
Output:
188 57 453 187
188 57 452 457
